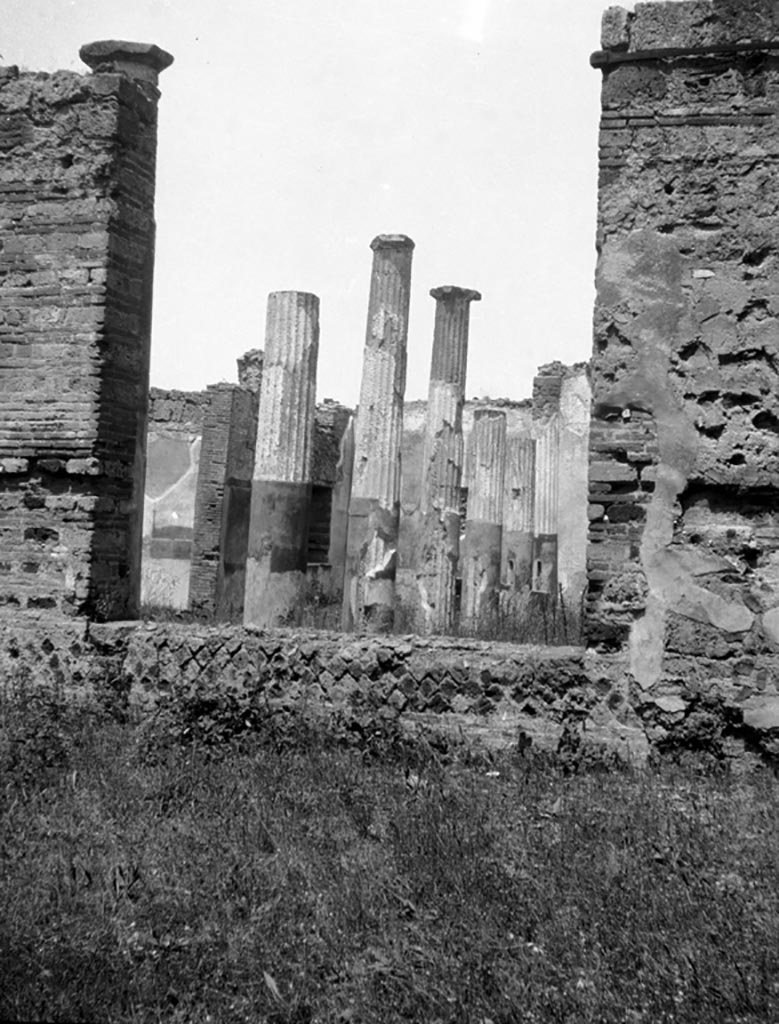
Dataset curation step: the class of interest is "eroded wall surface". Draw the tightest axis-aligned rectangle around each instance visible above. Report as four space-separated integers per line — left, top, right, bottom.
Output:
588 3 779 708
0 49 169 619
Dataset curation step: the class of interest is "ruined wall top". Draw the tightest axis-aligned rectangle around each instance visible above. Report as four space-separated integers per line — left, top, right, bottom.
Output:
600 1 779 56
312 400 353 487
148 388 209 431
237 349 264 394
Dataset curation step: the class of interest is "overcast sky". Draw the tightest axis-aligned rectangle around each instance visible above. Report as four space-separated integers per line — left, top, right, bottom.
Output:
6 0 634 405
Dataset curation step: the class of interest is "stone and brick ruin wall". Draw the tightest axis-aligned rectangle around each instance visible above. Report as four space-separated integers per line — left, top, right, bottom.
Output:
141 360 591 631
588 2 779 706
0 38 592 642
6 7 779 765
0 42 172 620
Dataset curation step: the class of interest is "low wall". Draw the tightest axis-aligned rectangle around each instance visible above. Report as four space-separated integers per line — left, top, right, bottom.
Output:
2 617 778 767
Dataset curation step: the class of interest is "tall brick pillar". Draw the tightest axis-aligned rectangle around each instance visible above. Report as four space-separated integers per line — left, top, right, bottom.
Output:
244 292 319 628
343 234 414 633
417 285 480 633
462 409 506 624
588 3 779 696
0 41 172 619
188 383 258 621
503 438 536 594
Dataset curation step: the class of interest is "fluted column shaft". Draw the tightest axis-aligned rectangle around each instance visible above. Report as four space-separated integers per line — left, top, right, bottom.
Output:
532 414 560 595
244 291 319 627
504 437 536 594
462 409 506 622
343 234 414 633
418 285 481 633
328 415 355 599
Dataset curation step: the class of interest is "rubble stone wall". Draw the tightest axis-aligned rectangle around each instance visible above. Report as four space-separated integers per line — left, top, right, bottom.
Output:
588 3 779 702
0 56 167 619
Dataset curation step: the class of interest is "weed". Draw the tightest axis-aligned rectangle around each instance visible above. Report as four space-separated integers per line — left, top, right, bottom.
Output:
1 698 778 1023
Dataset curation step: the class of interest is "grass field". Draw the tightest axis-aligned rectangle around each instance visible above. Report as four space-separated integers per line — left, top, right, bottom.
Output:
1 678 778 1023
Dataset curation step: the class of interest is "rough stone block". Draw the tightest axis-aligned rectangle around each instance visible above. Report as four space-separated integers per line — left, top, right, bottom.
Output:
601 6 631 50
589 461 638 483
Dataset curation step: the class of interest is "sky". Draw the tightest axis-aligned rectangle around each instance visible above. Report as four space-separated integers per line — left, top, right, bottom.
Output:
5 0 636 406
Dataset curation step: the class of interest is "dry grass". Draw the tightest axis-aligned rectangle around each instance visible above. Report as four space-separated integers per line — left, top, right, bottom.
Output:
1 678 778 1023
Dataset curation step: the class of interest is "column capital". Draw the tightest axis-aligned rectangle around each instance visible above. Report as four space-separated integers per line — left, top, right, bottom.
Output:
473 406 507 423
80 41 174 87
370 234 415 252
267 290 320 305
430 285 481 303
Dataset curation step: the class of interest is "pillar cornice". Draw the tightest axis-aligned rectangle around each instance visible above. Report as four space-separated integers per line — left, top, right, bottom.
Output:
80 40 174 86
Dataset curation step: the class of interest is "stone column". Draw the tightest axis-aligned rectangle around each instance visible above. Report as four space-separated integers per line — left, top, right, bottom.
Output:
0 41 172 620
244 292 319 627
533 415 560 596
237 349 264 395
188 383 258 621
417 285 481 633
342 234 414 633
557 368 591 608
531 366 563 598
503 437 536 595
462 409 506 624
327 413 355 598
